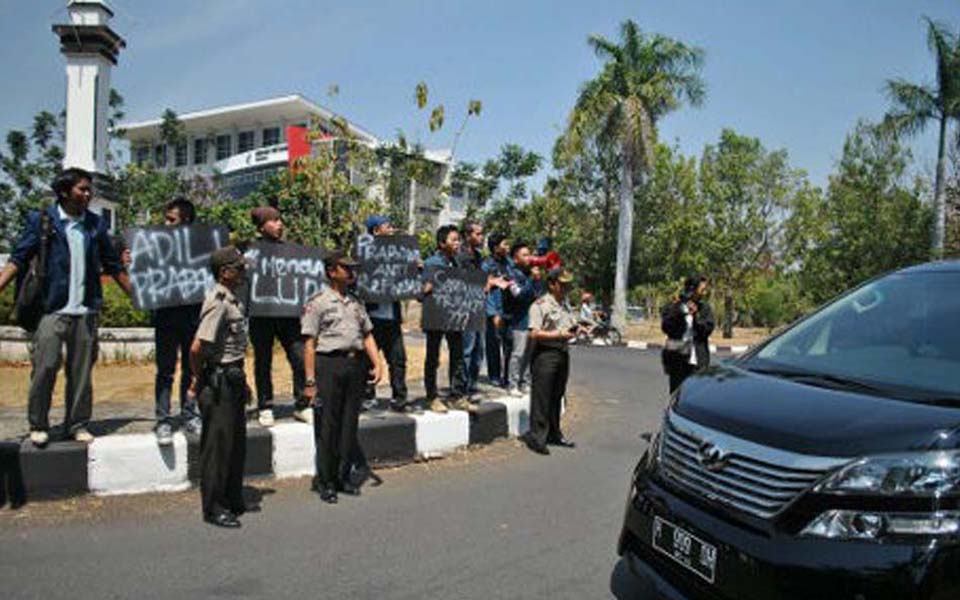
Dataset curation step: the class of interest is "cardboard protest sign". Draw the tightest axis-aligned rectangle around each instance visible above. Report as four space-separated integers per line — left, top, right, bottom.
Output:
421 267 486 332
245 241 325 318
354 233 422 303
125 224 227 310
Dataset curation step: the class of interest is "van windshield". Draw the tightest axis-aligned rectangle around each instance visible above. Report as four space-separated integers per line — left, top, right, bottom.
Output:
745 271 960 400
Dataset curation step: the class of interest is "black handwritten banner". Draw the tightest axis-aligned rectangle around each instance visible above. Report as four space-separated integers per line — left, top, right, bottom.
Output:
245 241 325 318
125 224 227 310
354 233 421 303
421 267 486 332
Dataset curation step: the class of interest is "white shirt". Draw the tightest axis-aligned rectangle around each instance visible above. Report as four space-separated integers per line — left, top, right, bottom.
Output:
56 205 88 316
681 304 697 367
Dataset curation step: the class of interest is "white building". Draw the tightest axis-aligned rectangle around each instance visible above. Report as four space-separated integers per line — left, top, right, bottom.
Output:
119 94 478 230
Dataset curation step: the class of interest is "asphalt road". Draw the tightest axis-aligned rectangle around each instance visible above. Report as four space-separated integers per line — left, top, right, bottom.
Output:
0 347 672 600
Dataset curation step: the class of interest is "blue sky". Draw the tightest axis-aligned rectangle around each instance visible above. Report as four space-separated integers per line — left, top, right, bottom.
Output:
1 0 958 190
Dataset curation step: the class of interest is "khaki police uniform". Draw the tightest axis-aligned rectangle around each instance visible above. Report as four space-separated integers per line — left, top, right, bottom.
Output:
195 282 249 519
301 286 374 489
528 293 578 448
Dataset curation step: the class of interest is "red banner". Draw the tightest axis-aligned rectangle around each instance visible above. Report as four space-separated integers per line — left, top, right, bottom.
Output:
285 126 310 171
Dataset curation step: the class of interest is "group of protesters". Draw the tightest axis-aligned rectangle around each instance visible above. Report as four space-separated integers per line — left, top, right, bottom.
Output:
0 167 586 527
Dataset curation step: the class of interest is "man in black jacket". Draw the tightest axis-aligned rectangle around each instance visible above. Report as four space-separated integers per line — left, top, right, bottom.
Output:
660 275 715 393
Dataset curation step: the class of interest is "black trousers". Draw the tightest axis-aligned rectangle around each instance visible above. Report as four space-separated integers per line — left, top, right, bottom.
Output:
484 316 511 385
313 353 364 487
249 316 307 410
198 362 247 518
529 346 570 447
371 319 407 402
424 330 466 400
154 305 200 423
667 362 697 394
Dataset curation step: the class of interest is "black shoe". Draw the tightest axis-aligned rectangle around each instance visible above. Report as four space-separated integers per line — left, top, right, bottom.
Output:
548 436 576 448
340 481 361 496
522 433 550 455
318 485 338 504
204 511 241 528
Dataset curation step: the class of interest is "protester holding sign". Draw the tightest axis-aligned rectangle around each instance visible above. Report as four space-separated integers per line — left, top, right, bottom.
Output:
153 198 203 445
361 215 409 412
0 168 132 447
421 225 469 413
248 207 310 427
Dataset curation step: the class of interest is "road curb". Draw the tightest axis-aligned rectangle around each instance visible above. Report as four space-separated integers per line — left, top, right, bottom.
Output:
0 394 529 503
626 340 750 355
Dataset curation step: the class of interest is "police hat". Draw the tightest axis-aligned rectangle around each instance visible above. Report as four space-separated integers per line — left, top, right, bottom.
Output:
546 267 574 284
325 248 360 269
210 246 246 276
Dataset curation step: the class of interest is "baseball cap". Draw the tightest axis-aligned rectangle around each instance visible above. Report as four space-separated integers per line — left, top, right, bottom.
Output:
365 214 390 234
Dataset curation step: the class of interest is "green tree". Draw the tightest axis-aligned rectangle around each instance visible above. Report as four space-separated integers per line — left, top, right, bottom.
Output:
882 17 960 257
559 20 705 330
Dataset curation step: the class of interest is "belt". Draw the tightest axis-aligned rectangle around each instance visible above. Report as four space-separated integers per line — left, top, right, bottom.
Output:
318 349 361 358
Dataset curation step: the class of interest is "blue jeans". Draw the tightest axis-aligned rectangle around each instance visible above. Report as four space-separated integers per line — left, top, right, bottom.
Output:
463 329 485 392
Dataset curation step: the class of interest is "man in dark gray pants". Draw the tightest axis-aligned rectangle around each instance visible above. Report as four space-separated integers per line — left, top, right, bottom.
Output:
0 168 132 447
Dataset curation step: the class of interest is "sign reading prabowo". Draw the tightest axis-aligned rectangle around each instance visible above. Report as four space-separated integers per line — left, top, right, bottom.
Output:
354 233 422 303
421 267 486 332
245 241 325 318
125 224 227 310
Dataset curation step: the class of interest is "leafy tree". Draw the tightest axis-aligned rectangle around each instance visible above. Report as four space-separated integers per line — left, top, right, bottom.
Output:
559 20 705 330
882 17 960 256
788 121 933 304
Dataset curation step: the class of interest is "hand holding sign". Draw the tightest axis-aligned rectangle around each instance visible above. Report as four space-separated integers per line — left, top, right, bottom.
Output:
421 267 487 332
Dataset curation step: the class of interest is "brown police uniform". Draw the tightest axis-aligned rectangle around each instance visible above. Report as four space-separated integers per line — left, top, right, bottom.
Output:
528 292 578 448
301 286 374 490
195 281 249 519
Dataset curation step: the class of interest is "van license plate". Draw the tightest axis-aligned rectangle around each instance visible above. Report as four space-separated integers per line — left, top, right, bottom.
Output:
652 516 717 583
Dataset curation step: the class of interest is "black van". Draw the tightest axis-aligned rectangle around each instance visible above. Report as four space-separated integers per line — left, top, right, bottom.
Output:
615 260 960 599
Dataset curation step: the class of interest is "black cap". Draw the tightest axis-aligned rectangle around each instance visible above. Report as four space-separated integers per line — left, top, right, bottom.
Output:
210 246 246 276
325 248 360 268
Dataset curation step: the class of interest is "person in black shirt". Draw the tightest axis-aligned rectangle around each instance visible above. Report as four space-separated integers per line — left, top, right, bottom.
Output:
660 275 715 393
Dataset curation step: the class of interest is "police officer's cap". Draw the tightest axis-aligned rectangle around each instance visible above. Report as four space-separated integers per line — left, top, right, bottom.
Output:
546 267 574 284
210 246 246 276
325 248 360 269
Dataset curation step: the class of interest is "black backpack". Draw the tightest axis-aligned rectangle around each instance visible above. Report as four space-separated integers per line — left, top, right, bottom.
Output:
14 210 53 332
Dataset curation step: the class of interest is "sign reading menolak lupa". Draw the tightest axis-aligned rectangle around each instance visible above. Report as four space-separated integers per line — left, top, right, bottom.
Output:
354 233 422 303
421 267 486 332
125 224 227 310
245 241 325 318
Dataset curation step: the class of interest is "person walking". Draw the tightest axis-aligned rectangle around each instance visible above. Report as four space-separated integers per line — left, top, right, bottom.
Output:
301 250 382 504
503 241 541 396
248 206 310 427
363 215 409 413
459 221 486 396
660 275 715 393
482 233 511 388
152 198 203 445
523 268 579 455
188 246 250 528
0 167 131 447
422 225 469 412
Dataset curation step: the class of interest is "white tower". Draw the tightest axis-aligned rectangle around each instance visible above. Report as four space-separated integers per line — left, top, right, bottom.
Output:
52 1 125 227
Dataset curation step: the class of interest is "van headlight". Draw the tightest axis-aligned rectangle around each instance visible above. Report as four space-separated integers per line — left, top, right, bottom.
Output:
802 451 960 540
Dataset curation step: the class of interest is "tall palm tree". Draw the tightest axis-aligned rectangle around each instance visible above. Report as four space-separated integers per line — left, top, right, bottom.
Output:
560 20 705 330
883 17 960 258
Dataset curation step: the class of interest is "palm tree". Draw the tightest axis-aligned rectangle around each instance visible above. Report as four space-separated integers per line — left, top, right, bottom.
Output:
560 20 705 330
883 17 960 258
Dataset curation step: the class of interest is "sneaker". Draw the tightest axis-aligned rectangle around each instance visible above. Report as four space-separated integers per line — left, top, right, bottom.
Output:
73 428 94 443
258 409 275 428
362 398 379 412
429 398 449 413
450 398 472 411
155 423 174 446
294 407 314 425
508 386 524 398
183 417 202 435
29 430 49 447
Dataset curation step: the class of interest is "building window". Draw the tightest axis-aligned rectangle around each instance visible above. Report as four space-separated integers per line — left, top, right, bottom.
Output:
215 134 231 160
174 142 187 167
154 144 167 167
193 138 207 165
238 131 255 153
262 127 280 147
133 146 149 165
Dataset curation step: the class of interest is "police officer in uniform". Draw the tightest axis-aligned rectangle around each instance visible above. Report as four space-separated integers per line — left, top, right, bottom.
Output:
523 268 579 455
301 250 383 504
188 246 250 528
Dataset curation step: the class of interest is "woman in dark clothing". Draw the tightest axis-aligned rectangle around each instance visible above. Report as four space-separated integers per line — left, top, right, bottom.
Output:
660 276 715 393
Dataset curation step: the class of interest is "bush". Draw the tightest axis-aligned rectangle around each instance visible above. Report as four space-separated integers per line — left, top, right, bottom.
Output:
99 283 151 327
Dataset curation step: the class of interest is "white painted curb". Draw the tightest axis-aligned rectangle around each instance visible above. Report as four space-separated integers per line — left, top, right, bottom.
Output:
89 432 190 495
411 410 470 458
492 394 531 437
626 340 648 350
271 422 314 478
